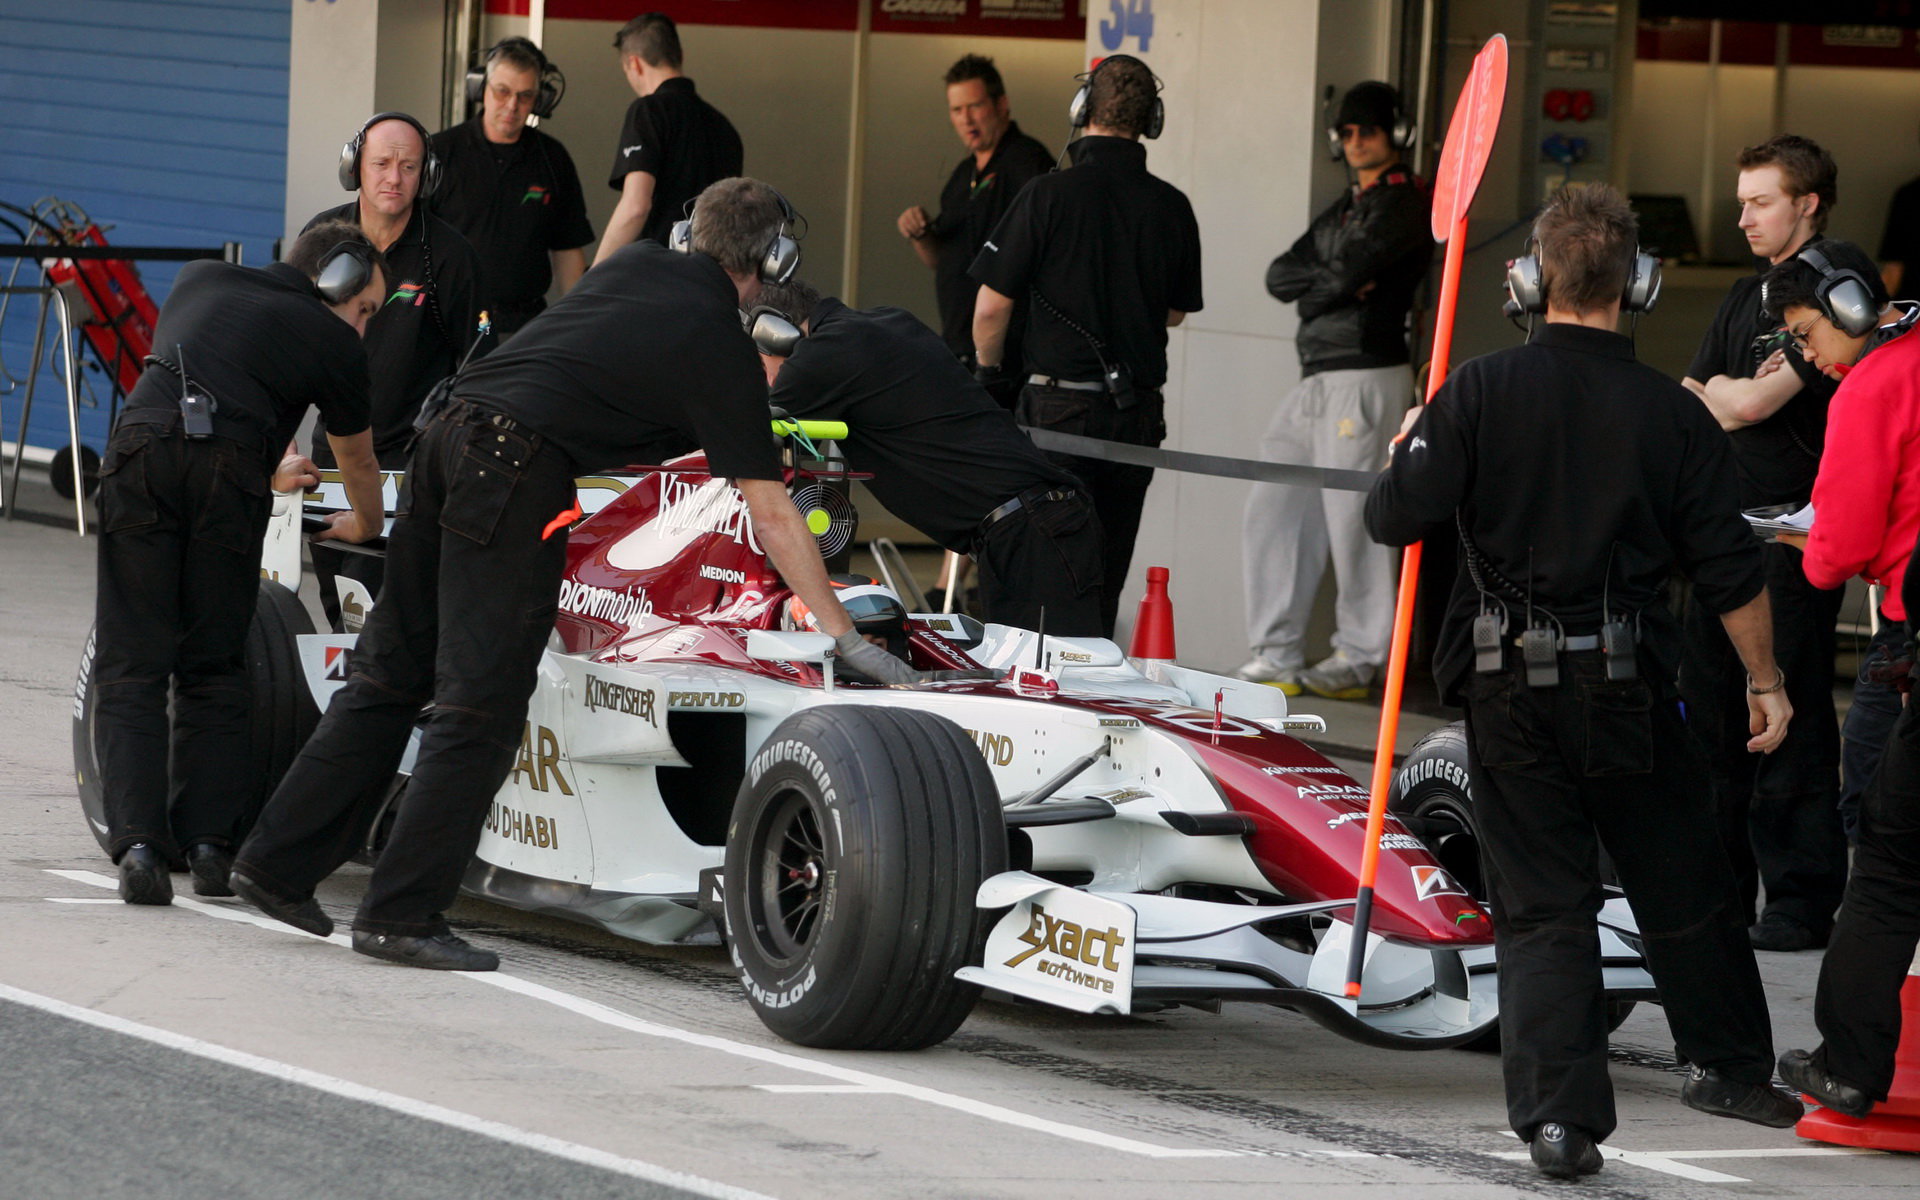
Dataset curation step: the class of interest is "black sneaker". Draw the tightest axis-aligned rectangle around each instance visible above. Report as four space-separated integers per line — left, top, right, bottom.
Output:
1778 1049 1873 1118
1529 1122 1603 1180
352 929 499 972
1681 1065 1804 1128
229 870 333 937
117 844 173 906
1748 915 1823 952
186 842 235 897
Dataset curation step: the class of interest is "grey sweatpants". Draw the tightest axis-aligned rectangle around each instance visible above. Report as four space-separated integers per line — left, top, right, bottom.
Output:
1240 364 1409 670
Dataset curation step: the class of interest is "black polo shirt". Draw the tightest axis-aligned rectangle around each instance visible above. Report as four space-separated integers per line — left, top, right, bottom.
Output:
1686 241 1837 508
769 297 1078 552
1368 323 1763 703
607 77 744 246
929 122 1054 359
451 241 778 481
970 135 1202 388
120 261 369 471
304 202 481 462
428 119 594 323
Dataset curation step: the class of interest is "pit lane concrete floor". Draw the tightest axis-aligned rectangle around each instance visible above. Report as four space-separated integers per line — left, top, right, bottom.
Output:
2 493 1911 1200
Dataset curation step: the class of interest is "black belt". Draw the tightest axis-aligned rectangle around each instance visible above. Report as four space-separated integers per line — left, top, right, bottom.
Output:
975 485 1078 544
1511 633 1601 652
1027 374 1107 392
115 409 266 454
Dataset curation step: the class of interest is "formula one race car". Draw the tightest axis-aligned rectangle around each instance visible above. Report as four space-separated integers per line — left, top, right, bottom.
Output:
72 422 1654 1052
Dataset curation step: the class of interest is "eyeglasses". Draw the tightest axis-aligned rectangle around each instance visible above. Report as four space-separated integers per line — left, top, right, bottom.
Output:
1337 125 1380 142
1784 314 1830 353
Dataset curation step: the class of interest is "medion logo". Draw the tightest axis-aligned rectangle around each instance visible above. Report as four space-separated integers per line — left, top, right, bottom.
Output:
559 580 653 626
699 564 746 585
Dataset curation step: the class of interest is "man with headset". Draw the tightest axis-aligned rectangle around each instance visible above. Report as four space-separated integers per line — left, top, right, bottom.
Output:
1238 80 1431 700
232 179 922 971
895 53 1054 382
431 37 594 343
95 220 387 905
1677 134 1847 954
1367 185 1802 1180
1758 238 1920 1122
305 111 482 628
752 277 1103 636
595 12 742 263
971 53 1202 637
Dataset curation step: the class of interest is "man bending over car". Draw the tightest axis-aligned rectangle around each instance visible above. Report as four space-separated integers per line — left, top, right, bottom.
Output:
231 178 911 972
754 278 1104 637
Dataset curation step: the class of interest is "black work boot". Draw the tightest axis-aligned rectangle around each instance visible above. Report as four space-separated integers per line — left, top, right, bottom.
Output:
1778 1049 1872 1118
1681 1065 1804 1128
352 929 499 972
117 843 173 906
1529 1122 1603 1180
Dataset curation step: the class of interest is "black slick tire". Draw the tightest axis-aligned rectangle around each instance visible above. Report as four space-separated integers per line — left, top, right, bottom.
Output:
723 705 1007 1051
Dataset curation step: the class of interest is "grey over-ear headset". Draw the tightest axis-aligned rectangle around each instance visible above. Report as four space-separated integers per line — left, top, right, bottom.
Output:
1323 85 1416 162
746 305 803 357
338 111 442 199
1505 241 1662 316
1796 245 1880 337
1068 54 1164 140
314 240 377 305
669 189 802 285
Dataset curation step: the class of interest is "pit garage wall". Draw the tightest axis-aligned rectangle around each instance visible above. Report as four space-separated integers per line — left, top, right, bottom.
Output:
1097 0 1398 670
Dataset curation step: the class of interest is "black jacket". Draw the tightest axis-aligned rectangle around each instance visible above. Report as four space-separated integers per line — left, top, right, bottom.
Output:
1267 168 1430 376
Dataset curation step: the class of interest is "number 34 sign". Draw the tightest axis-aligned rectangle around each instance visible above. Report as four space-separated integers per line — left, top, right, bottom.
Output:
1099 0 1155 53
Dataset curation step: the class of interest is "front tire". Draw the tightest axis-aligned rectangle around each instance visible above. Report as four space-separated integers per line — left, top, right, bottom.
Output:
723 706 1007 1050
73 579 319 856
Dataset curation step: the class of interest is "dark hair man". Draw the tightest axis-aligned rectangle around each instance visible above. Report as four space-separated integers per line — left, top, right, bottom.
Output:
1367 184 1802 1180
430 38 595 343
97 220 388 905
756 278 1103 635
1757 240 1920 1123
1238 80 1430 700
896 54 1055 378
971 54 1202 637
1678 133 1848 954
595 12 743 263
306 112 483 630
231 179 913 971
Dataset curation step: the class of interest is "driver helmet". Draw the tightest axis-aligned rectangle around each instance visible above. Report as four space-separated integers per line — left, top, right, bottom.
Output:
784 573 910 658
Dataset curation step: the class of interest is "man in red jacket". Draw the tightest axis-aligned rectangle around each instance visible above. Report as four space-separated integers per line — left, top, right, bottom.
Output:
1764 237 1920 1119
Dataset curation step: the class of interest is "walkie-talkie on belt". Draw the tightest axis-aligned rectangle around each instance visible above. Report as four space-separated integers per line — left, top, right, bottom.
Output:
175 343 214 440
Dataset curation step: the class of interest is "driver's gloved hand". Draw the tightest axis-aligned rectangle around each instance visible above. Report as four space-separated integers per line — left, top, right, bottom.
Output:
929 669 999 682
834 630 924 685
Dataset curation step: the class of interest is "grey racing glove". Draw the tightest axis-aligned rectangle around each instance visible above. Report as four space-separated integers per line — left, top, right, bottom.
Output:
834 630 923 685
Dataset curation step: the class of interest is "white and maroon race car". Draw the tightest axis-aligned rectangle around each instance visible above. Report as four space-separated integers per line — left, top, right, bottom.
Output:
73 422 1653 1052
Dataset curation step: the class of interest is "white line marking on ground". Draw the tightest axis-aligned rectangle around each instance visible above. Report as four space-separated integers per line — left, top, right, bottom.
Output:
0 981 776 1200
1492 1131 1881 1183
45 869 1237 1161
753 1085 880 1094
1490 1149 1747 1184
45 897 121 904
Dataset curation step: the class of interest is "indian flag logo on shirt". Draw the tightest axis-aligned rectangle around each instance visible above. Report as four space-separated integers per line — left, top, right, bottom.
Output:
522 184 551 205
387 282 426 307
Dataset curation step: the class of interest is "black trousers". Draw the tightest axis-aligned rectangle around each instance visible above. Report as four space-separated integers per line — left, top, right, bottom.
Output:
1679 544 1847 933
1840 614 1907 843
94 421 271 860
1810 698 1920 1100
1018 383 1165 638
1464 654 1777 1143
235 403 573 936
974 489 1105 638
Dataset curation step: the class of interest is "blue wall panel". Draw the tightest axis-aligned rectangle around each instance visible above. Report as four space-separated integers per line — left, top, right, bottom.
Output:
0 0 291 457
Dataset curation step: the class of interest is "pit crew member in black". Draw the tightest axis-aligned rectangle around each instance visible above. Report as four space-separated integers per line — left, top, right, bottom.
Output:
306 112 482 629
895 53 1054 375
96 221 386 906
755 278 1102 636
430 38 594 342
1678 135 1845 953
231 179 909 971
596 12 742 262
971 54 1202 637
1366 186 1801 1180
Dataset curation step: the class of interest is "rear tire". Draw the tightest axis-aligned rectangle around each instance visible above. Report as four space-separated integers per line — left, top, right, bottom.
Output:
723 706 1007 1050
73 579 319 856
